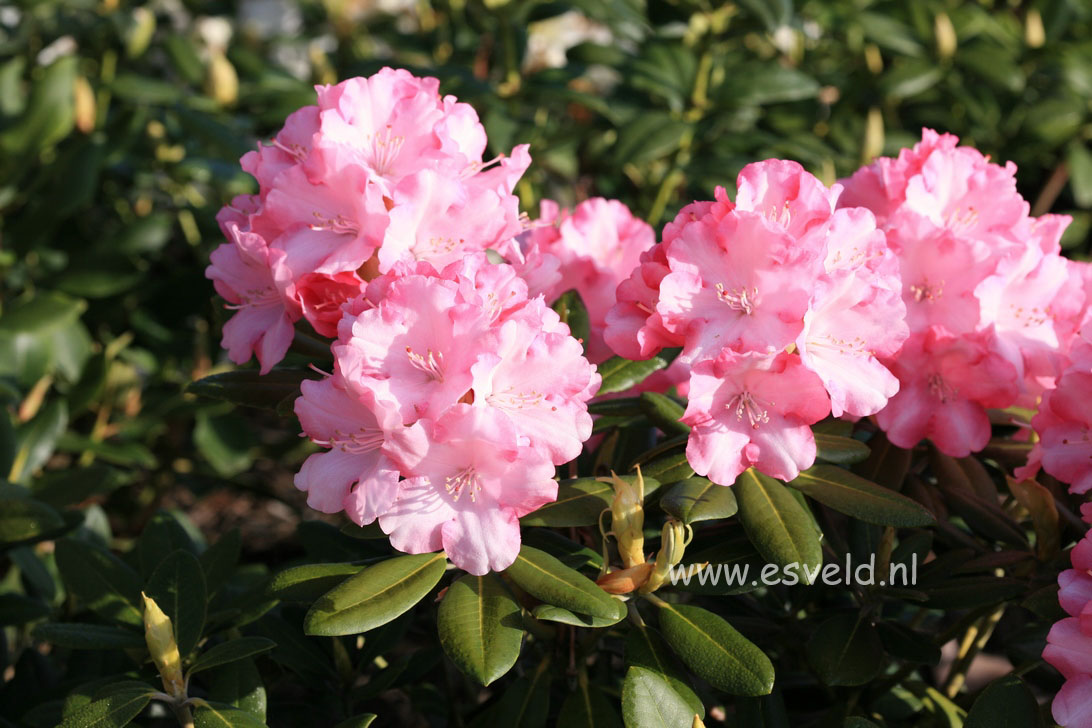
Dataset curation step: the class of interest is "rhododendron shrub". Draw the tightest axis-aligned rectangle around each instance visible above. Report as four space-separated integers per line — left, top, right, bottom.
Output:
191 72 1092 727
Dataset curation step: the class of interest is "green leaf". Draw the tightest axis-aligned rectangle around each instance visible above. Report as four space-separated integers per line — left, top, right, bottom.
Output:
557 679 622 727
55 539 143 626
735 469 822 583
844 719 881 728
201 529 242 596
965 674 1039 728
531 599 626 627
660 477 737 524
638 392 689 436
922 576 1027 609
814 434 871 465
805 612 884 686
640 452 694 486
596 356 669 395
656 601 774 696
57 686 153 728
721 64 819 105
613 113 692 165
194 412 257 477
0 593 51 626
194 701 268 728
208 659 267 721
622 666 697 728
0 56 77 155
625 625 704 717
305 553 446 636
333 715 377 728
438 574 524 685
146 550 208 657
521 475 656 527
503 546 619 619
188 369 318 411
789 465 935 527
1068 141 1092 208
268 562 364 602
0 487 65 545
10 400 68 483
33 622 144 649
137 511 199 578
188 637 277 675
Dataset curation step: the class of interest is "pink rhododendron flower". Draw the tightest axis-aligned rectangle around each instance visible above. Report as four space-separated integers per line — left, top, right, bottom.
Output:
875 327 1019 458
840 128 1082 456
208 67 530 372
511 197 654 362
1044 504 1092 728
604 160 906 484
683 350 830 485
293 252 598 573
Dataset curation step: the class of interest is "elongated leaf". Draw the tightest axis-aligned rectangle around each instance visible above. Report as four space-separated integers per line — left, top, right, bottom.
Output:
0 488 65 545
657 601 773 696
201 529 242 596
596 356 668 395
638 392 689 436
965 674 1039 728
622 666 697 728
438 574 523 685
189 637 277 675
814 434 871 465
11 400 68 483
660 477 737 524
553 290 591 350
532 599 626 627
558 679 622 727
57 687 153 728
504 546 619 619
521 478 611 527
625 625 704 717
806 612 884 686
55 539 143 626
333 715 377 728
33 622 144 649
305 553 446 636
194 701 268 728
147 550 207 657
789 466 935 527
137 511 198 577
209 658 267 720
269 562 364 602
735 469 822 583
640 452 694 486
188 369 317 410
0 593 51 626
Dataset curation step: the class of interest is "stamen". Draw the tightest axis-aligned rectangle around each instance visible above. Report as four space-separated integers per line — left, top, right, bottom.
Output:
312 428 384 454
928 373 955 402
909 278 944 303
727 391 770 430
444 466 482 502
406 347 445 381
715 283 758 314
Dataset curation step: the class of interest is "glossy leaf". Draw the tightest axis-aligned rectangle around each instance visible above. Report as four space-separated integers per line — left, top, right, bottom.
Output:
735 469 822 583
438 574 524 685
503 546 619 619
188 637 277 675
660 477 738 524
147 550 207 657
789 465 935 527
55 539 143 626
596 356 669 395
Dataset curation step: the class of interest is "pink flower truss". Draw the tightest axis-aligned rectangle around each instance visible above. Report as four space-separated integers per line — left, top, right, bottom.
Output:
604 159 907 485
840 128 1083 456
1044 504 1092 728
508 197 655 362
207 67 529 372
294 253 599 574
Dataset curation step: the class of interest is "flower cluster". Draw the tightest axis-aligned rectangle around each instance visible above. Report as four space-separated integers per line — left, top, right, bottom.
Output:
840 129 1085 457
294 254 598 574
605 160 908 485
1044 503 1092 728
206 67 529 373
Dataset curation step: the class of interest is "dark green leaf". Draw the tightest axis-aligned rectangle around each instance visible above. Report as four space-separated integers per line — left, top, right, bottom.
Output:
201 529 242 596
622 666 698 728
638 392 688 436
32 622 144 649
268 562 364 602
531 599 626 627
735 469 822 583
187 369 318 411
146 550 207 657
305 553 446 636
596 356 669 395
557 679 622 727
503 546 619 619
814 433 871 465
208 659 267 721
965 674 1040 728
55 539 143 626
625 625 704 717
0 487 64 545
805 612 884 686
56 687 153 728
194 701 268 728
438 574 523 685
660 477 737 524
189 637 277 675
789 465 935 527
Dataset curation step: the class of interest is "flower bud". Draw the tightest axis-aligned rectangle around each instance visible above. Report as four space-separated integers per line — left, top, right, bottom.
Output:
603 469 644 569
142 592 185 698
205 52 238 107
596 562 653 595
1025 9 1045 49
640 519 689 594
74 77 96 134
934 12 957 60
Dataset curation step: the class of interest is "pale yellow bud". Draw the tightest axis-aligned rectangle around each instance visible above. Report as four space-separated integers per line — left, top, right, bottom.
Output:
142 592 185 698
640 519 689 594
127 7 156 59
205 52 238 107
1026 9 1045 49
603 469 644 568
74 77 96 134
862 107 884 165
934 13 957 60
692 715 706 728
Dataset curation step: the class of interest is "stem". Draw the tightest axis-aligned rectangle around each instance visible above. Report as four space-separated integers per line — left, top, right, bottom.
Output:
172 703 195 728
943 605 1004 697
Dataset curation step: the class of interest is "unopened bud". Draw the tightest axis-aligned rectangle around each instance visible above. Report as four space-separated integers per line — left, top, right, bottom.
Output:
205 52 238 107
692 715 706 728
74 77 96 134
862 107 884 165
603 469 645 569
640 519 689 594
1026 9 1045 49
934 12 957 60
596 562 653 595
126 7 156 59
142 592 185 698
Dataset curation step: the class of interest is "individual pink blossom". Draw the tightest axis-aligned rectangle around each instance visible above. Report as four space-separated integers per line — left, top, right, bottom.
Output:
294 374 401 526
381 405 557 575
1044 504 1092 728
875 327 1019 457
604 242 682 361
1027 370 1092 494
205 223 296 374
682 350 831 485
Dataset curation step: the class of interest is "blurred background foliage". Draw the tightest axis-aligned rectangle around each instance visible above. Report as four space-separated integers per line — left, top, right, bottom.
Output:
2 0 1092 726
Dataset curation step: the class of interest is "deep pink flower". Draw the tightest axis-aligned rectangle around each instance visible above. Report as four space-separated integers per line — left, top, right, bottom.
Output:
1029 371 1092 494
1045 506 1092 727
875 327 1019 457
682 350 830 485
